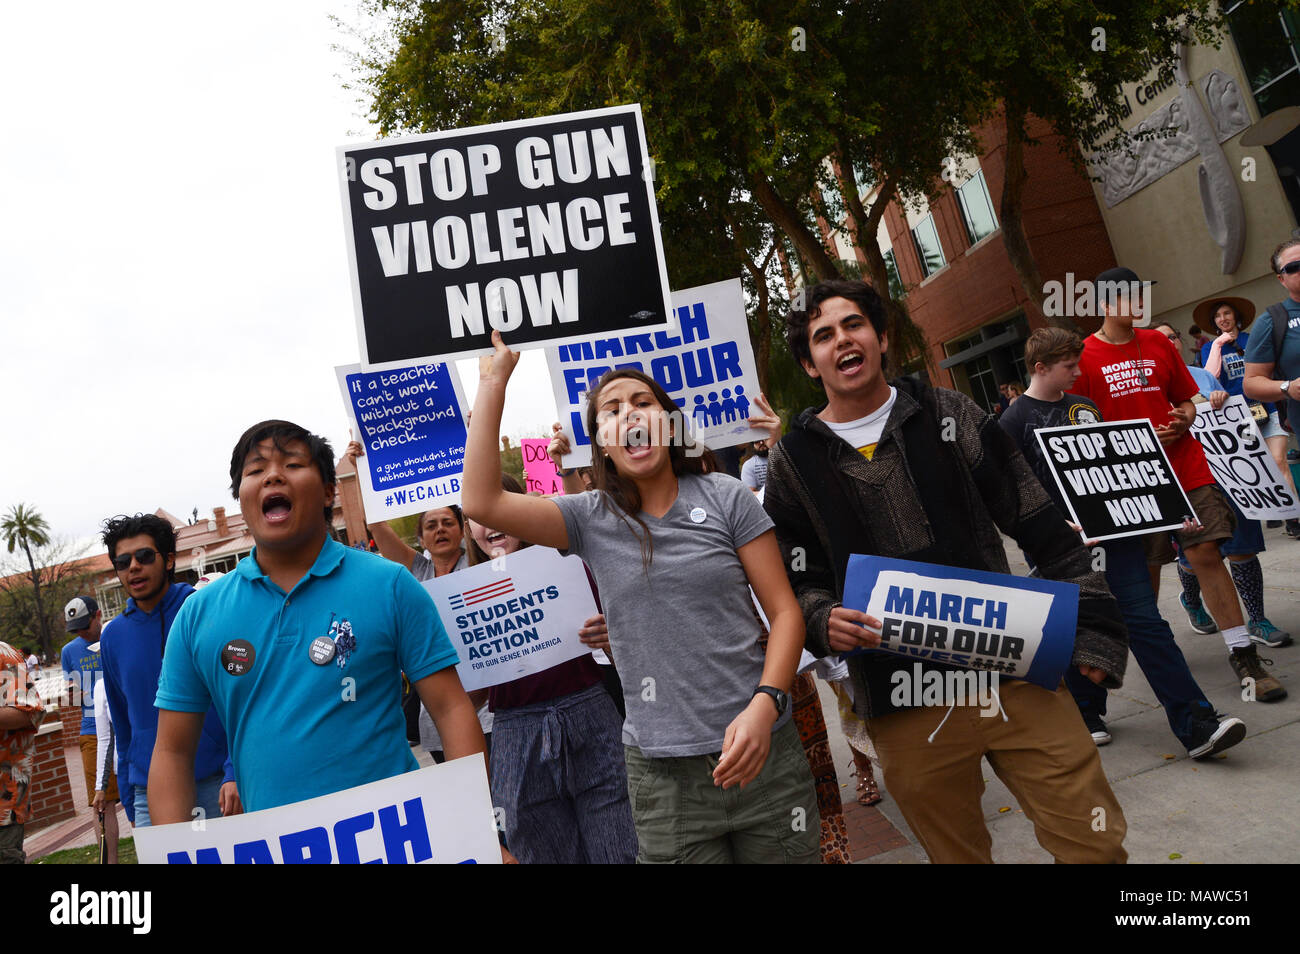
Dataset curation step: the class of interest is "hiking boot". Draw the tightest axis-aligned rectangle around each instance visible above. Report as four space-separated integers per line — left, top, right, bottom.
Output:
1228 645 1288 702
1186 712 1247 759
1248 618 1293 648
1180 593 1218 634
1083 711 1111 746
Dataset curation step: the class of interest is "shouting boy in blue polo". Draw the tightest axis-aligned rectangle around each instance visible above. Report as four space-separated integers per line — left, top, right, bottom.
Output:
149 420 493 837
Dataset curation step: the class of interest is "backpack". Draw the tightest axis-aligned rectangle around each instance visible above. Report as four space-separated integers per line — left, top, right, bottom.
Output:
1269 303 1290 375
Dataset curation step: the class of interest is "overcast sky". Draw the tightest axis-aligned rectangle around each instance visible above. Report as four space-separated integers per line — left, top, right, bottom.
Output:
0 2 558 555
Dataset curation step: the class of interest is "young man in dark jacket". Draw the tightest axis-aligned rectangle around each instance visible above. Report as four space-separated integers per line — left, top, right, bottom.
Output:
763 279 1130 863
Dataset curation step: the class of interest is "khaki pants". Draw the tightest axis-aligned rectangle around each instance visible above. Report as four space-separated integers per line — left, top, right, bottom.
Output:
867 679 1127 863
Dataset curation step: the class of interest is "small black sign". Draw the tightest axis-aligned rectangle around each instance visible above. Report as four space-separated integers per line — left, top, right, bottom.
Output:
1034 418 1195 541
221 639 256 677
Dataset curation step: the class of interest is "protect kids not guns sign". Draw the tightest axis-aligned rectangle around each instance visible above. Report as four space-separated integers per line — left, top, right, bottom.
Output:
338 104 673 369
1190 396 1300 520
842 555 1079 690
421 546 598 691
134 756 499 864
1034 418 1194 541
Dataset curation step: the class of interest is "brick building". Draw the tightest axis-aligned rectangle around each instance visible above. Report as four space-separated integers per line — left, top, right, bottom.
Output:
818 112 1116 412
812 3 1300 413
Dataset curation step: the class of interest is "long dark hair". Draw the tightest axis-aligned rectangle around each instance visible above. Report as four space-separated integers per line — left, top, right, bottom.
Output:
465 475 533 566
584 368 717 568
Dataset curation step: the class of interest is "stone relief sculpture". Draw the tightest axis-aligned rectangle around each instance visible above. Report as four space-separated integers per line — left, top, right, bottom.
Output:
1091 48 1249 273
1177 49 1246 274
1093 59 1251 205
1202 69 1252 140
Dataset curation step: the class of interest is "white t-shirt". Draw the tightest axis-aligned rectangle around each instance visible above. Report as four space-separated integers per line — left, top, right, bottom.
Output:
823 387 897 461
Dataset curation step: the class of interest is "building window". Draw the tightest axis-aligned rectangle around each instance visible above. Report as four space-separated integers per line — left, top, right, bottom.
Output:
883 247 905 299
910 214 946 277
941 315 1029 412
97 584 125 621
1228 2 1300 116
956 170 999 245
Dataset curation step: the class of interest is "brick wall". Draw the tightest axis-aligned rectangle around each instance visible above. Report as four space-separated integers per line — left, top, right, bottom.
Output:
26 721 76 834
881 111 1117 386
58 703 81 748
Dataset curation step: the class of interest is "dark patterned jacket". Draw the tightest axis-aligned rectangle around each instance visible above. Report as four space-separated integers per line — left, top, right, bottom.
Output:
763 377 1128 720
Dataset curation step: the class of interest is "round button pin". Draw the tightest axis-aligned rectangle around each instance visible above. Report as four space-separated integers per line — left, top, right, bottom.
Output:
689 507 707 523
308 636 336 665
221 639 256 677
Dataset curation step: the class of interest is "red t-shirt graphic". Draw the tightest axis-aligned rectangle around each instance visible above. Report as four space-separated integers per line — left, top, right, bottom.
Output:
1075 329 1215 491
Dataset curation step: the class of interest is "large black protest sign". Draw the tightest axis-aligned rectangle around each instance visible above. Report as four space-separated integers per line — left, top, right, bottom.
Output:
1034 419 1194 541
338 105 673 369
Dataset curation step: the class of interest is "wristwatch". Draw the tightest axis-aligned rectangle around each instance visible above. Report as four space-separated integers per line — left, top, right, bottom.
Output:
753 685 789 717
1281 380 1292 398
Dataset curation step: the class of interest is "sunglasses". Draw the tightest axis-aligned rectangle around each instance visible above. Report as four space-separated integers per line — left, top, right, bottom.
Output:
1280 261 1300 276
111 547 161 571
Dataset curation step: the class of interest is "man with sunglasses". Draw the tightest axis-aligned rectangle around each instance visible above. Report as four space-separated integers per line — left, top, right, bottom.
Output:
1245 238 1300 466
99 514 236 827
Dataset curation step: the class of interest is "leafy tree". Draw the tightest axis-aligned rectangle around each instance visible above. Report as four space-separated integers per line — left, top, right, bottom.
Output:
1 503 57 660
0 530 97 663
914 0 1224 327
346 0 961 415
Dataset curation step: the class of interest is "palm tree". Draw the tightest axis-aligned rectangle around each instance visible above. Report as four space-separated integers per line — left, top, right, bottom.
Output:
2 503 54 660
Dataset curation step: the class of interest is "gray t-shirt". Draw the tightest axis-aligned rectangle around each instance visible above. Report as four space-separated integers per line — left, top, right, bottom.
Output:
410 550 467 582
741 454 769 491
553 471 788 756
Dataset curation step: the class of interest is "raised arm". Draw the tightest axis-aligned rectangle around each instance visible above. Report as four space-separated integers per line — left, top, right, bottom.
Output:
547 422 588 496
342 440 419 570
462 331 569 550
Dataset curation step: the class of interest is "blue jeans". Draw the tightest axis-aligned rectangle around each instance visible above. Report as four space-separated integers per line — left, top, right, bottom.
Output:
132 771 225 828
1066 538 1213 749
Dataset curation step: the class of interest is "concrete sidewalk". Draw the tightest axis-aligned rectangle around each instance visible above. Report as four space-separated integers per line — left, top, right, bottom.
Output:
834 525 1300 864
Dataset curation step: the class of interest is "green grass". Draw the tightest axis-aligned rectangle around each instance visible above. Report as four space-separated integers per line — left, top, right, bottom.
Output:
35 836 137 865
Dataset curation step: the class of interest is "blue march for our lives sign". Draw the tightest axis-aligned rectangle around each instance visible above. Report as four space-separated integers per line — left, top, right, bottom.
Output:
842 555 1079 690
335 361 470 522
544 278 765 468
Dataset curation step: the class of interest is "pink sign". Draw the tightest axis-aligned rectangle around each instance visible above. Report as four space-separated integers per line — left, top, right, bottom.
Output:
521 439 565 496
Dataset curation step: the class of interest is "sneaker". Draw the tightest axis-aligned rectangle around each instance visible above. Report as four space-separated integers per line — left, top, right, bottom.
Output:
1083 712 1111 746
1266 520 1283 529
1287 518 1300 539
1248 619 1293 648
1180 593 1218 634
1186 712 1247 759
1228 645 1288 702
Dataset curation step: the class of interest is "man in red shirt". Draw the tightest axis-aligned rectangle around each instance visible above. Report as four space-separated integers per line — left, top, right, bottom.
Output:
1074 267 1285 701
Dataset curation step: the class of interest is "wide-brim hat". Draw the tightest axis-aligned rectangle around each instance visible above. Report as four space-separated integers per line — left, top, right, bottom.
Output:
1192 296 1256 335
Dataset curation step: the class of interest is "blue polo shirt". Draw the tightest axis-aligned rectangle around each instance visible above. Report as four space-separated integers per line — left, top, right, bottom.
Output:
157 537 459 813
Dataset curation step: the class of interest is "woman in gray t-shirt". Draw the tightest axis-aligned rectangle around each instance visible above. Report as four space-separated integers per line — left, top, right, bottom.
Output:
463 331 819 863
